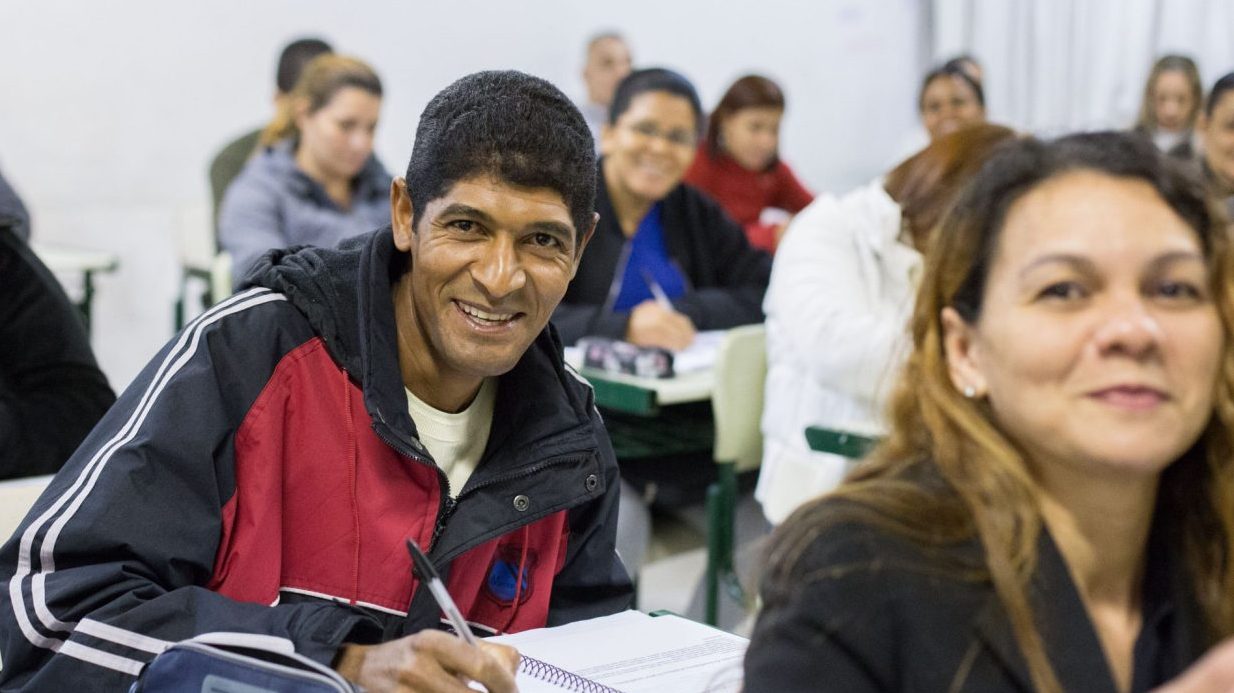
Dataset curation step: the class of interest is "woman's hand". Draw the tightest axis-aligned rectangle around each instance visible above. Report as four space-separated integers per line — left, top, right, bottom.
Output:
627 300 696 351
334 630 520 692
1153 638 1234 692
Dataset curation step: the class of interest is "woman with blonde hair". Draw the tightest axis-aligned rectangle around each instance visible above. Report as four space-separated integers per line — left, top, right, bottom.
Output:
1134 54 1203 160
745 132 1234 691
219 54 390 287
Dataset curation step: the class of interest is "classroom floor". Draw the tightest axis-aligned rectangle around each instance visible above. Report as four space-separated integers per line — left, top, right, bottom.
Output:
632 491 770 637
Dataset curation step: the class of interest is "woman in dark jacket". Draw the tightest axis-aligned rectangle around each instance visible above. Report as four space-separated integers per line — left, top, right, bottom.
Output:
744 133 1234 692
552 68 771 351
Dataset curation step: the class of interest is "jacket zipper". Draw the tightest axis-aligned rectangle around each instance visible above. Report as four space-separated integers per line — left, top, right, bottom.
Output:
372 413 593 559
458 453 588 499
369 416 454 552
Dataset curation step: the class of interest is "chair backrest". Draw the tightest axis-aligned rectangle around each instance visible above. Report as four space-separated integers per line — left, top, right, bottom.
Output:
212 251 234 303
176 201 215 270
711 324 767 473
0 475 52 542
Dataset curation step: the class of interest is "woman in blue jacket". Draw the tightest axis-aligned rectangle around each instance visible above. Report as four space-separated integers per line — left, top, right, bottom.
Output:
219 54 391 288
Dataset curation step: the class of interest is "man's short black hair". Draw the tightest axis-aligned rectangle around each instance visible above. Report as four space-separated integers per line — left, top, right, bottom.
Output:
607 68 704 134
276 37 333 94
405 70 596 239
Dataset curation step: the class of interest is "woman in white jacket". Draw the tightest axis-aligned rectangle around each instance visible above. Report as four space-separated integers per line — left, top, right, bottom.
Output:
758 124 1015 524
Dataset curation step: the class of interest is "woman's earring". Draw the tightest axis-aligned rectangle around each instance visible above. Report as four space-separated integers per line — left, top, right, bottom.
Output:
963 386 976 398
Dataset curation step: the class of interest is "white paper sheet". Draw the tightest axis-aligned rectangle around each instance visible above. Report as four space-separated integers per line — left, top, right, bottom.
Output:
489 610 746 692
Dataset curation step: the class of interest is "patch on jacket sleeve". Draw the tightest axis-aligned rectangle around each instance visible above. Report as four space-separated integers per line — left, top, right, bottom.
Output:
484 545 538 606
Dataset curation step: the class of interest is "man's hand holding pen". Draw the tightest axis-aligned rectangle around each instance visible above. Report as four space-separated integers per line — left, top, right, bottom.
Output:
333 630 519 693
331 540 521 692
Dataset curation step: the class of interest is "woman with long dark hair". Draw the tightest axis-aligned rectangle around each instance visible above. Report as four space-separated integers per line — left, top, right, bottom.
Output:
745 132 1234 691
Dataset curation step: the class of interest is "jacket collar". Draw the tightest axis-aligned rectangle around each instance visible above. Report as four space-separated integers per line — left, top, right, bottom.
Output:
973 528 1116 693
972 523 1198 692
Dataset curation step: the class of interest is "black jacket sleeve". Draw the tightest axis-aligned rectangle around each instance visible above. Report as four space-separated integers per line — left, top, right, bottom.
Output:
0 293 380 691
743 522 901 692
0 228 115 479
664 186 772 331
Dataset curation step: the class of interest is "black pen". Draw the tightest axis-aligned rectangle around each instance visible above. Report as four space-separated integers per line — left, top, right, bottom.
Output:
406 539 478 646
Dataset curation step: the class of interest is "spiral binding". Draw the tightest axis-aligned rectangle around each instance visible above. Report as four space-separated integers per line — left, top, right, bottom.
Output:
519 655 624 693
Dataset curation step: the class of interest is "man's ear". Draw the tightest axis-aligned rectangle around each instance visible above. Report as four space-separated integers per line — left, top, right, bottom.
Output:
570 212 599 278
940 306 988 398
390 177 415 252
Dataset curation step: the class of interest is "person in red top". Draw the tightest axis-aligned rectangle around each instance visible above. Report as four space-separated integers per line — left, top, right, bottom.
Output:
684 74 813 253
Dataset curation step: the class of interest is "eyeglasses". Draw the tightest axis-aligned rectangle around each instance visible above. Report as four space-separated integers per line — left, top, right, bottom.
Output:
624 121 697 148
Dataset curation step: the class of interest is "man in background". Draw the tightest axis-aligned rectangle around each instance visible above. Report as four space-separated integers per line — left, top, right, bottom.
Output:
208 37 333 228
578 32 632 149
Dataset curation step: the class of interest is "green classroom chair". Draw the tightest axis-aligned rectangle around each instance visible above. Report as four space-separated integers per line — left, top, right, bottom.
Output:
704 324 766 626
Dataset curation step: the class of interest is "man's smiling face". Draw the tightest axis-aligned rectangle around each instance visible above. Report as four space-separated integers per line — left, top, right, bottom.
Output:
392 175 592 390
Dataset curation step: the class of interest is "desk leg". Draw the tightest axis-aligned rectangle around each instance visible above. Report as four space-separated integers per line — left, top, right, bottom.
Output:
704 462 737 626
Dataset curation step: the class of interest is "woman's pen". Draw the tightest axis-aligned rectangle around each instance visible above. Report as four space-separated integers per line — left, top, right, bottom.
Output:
641 269 674 310
406 539 478 646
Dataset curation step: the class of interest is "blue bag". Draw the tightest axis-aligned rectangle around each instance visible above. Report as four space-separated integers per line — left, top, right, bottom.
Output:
128 632 360 693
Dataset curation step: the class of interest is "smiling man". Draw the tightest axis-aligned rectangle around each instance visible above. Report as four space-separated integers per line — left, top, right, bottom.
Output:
0 71 631 692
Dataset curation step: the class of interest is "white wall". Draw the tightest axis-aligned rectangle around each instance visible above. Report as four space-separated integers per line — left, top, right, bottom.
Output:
0 0 925 391
932 0 1234 135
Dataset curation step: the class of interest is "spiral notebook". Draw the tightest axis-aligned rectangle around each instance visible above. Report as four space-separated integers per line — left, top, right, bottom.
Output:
487 610 746 693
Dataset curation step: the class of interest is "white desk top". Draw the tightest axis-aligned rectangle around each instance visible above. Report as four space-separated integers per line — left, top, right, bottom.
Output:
582 366 713 405
33 243 120 274
564 347 713 405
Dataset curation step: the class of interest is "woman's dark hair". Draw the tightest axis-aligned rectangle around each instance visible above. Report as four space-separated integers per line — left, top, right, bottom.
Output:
1207 72 1234 118
942 54 981 82
607 68 704 135
405 70 595 239
765 131 1234 693
918 65 985 111
703 74 786 162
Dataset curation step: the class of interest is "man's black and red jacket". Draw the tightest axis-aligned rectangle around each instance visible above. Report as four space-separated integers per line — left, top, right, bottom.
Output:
0 229 632 690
